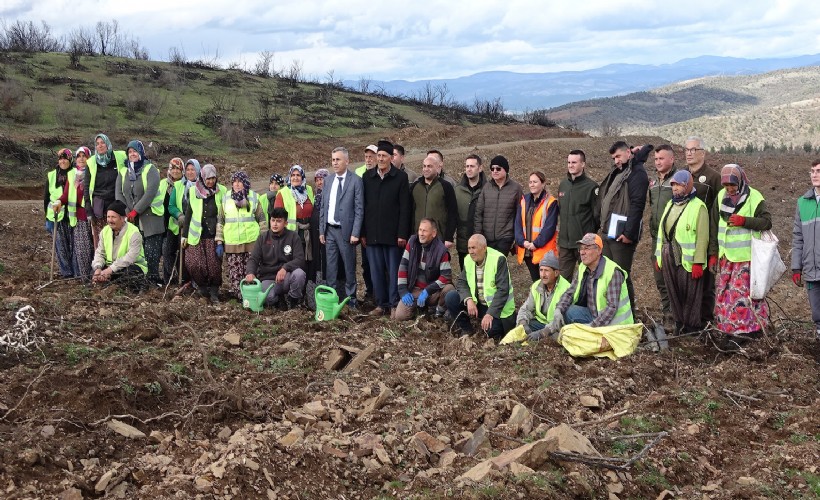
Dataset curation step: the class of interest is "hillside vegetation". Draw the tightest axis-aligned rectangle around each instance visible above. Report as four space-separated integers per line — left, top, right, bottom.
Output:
546 65 820 150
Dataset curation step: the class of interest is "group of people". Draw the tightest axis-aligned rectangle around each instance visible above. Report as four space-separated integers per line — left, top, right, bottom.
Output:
44 133 818 349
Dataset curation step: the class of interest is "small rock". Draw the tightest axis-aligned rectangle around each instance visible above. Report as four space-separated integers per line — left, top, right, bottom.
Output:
40 425 55 438
413 431 447 456
244 458 260 471
509 462 534 475
456 425 488 456
544 423 600 456
333 379 350 396
579 395 600 408
280 341 300 351
210 463 226 479
217 426 232 440
223 332 241 346
321 444 348 459
686 423 700 435
737 476 758 486
149 430 167 443
60 487 83 500
278 427 304 447
431 374 442 383
656 489 674 500
607 481 624 494
506 404 533 436
359 382 392 418
106 419 145 439
303 401 328 418
701 482 720 492
20 449 39 466
95 470 115 492
194 477 212 492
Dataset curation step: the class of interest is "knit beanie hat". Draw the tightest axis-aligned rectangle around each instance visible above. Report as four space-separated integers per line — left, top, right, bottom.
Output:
490 155 510 172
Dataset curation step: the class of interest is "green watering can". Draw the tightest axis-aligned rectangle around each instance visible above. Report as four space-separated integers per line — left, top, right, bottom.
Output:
240 279 275 312
314 285 349 321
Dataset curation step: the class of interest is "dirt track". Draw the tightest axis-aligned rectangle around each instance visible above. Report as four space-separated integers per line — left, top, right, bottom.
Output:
1 124 818 499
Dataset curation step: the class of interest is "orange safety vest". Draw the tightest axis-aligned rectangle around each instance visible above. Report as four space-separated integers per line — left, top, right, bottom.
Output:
517 194 558 265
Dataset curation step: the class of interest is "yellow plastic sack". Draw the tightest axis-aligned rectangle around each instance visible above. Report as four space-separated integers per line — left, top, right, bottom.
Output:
499 325 529 346
557 323 643 359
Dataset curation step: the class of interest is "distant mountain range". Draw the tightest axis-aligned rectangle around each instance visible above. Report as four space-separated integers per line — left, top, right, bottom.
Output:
346 54 820 111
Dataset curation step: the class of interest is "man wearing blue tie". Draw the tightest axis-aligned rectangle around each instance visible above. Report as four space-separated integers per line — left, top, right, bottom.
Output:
320 147 365 309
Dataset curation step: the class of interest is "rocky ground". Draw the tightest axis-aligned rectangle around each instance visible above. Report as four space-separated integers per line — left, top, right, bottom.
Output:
0 124 818 499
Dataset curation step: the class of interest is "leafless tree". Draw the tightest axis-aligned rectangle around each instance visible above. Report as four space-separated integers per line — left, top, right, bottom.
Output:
358 76 372 94
168 46 187 66
284 59 304 86
253 50 274 77
599 117 621 137
0 19 63 52
95 20 119 56
434 83 451 106
66 26 95 67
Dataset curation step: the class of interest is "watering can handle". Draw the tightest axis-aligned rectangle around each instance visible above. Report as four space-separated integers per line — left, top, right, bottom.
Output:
315 285 337 294
240 278 261 286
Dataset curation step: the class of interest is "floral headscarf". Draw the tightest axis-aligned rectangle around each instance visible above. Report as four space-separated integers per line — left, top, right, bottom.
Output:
195 164 218 199
54 148 74 188
167 157 184 183
289 165 308 207
719 164 750 220
230 171 251 208
74 146 91 184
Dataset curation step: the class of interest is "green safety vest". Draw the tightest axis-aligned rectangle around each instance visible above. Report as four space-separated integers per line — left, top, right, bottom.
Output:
530 276 571 324
259 191 274 220
160 178 184 235
355 164 367 177
716 188 764 262
277 186 314 230
86 151 127 198
187 184 227 246
122 163 164 217
65 169 86 227
101 221 147 274
223 191 261 245
464 247 515 318
654 197 707 272
572 258 633 326
45 170 66 222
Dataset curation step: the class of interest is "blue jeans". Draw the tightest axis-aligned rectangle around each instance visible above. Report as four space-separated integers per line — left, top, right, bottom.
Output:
565 305 595 324
366 244 402 309
528 319 546 332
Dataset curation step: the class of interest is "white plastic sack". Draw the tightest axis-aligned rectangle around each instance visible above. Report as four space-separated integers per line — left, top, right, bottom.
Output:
750 230 786 299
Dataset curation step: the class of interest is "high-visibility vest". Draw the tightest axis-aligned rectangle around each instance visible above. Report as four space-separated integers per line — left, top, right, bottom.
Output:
530 276 571 324
160 178 184 235
187 184 227 246
277 186 314 230
355 164 367 177
65 169 86 227
716 188 764 262
222 191 262 245
122 163 164 216
101 221 147 274
464 247 515 318
86 151 127 198
45 170 66 222
654 197 707 272
572 258 633 326
517 194 558 265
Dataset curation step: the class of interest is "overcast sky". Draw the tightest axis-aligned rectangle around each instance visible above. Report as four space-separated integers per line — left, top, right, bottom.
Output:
4 0 820 81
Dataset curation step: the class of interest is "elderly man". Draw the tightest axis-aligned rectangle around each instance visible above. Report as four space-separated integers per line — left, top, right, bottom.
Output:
394 218 455 320
91 200 147 292
445 234 515 339
455 154 486 269
557 149 599 281
516 252 571 341
246 207 306 310
598 141 652 312
410 152 458 248
648 145 679 327
791 159 820 342
319 147 364 308
474 155 523 254
554 233 633 327
684 136 722 324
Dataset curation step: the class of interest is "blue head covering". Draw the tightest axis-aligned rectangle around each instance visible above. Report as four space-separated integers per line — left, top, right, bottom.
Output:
126 139 146 180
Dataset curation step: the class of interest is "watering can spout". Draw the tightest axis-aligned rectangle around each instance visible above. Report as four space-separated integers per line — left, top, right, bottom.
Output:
240 279 274 312
314 285 348 321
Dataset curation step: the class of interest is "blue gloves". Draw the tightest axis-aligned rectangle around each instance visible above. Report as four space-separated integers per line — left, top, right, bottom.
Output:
215 243 224 258
417 289 429 307
45 220 54 234
401 292 414 306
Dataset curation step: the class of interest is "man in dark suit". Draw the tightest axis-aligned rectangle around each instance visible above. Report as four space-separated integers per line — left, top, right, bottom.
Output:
319 146 364 308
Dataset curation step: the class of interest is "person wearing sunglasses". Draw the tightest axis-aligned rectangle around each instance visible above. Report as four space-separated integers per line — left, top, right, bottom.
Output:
474 155 523 255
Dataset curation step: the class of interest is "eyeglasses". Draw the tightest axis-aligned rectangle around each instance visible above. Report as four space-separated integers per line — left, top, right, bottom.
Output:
811 169 820 175
490 166 505 172
684 148 704 154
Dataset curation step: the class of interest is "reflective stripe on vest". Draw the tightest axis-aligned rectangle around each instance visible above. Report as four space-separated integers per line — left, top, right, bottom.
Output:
123 164 164 216
654 197 707 272
162 179 184 235
66 169 85 227
278 186 315 230
516 194 558 265
187 184 226 246
222 191 261 245
716 188 764 262
101 221 147 274
572 258 633 326
464 247 515 318
87 151 127 199
46 170 66 222
530 276 571 324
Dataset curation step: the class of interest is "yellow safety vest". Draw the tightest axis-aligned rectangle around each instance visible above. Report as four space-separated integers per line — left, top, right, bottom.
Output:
101 221 147 274
464 247 515 318
65 169 87 227
45 170 66 222
222 191 262 245
572 258 633 326
277 186 315 230
654 197 707 272
530 276 571 324
187 184 227 246
122 164 164 216
716 188 764 262
160 179 184 235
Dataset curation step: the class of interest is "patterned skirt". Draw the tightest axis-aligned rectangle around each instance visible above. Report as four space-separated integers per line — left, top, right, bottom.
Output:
184 239 222 288
714 259 769 334
72 219 94 282
226 252 250 298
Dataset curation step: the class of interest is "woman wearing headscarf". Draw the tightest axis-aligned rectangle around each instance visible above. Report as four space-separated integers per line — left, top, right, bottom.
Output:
115 140 164 286
44 148 75 278
84 133 127 239
514 170 559 281
181 164 227 303
310 168 330 282
52 147 94 282
160 158 185 284
708 164 772 344
655 170 709 333
274 165 315 278
216 170 267 299
168 159 200 284
261 173 285 218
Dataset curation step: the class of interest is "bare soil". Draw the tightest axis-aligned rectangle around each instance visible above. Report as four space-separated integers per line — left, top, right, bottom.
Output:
0 124 818 499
